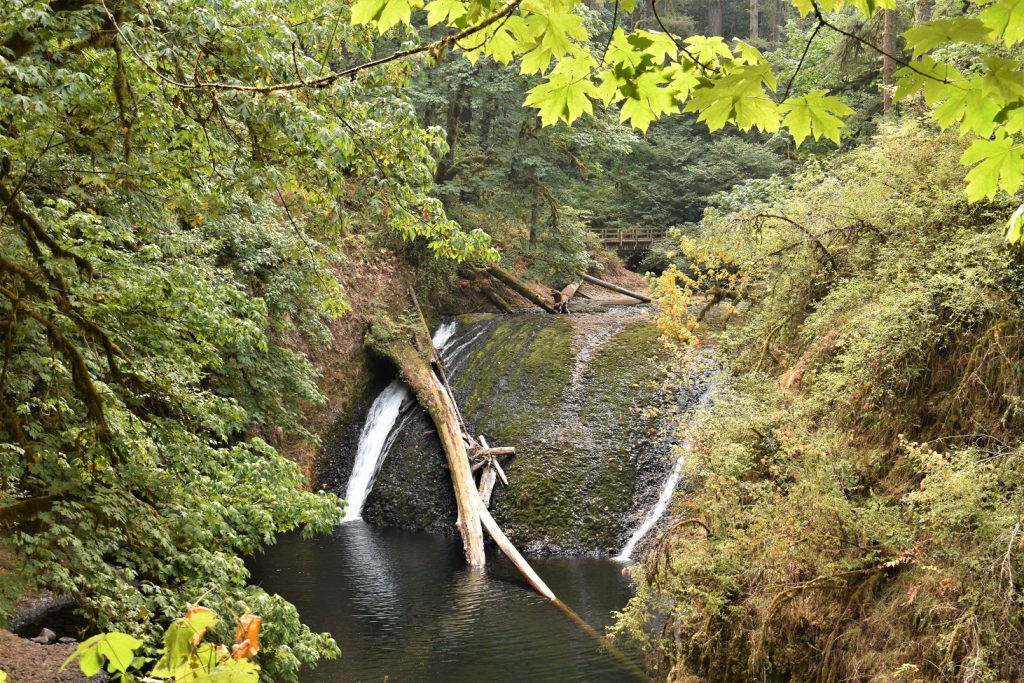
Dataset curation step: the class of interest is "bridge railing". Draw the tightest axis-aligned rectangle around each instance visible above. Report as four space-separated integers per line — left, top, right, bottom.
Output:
590 226 668 249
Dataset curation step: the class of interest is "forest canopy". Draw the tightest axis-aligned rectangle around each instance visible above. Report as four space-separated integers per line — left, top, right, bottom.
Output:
3 0 1024 678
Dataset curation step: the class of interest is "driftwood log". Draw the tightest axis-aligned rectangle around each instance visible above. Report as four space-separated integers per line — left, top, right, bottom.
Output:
553 279 583 313
488 265 558 314
581 273 651 303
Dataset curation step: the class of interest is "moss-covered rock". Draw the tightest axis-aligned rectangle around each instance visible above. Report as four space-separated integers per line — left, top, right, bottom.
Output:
341 311 707 555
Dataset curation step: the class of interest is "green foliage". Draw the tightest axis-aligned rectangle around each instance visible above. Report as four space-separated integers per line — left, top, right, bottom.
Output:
344 0 1024 237
65 608 264 681
615 122 1024 681
64 632 144 678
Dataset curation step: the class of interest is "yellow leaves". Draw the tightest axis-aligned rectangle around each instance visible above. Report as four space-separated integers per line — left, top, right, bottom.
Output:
185 606 217 647
350 0 424 31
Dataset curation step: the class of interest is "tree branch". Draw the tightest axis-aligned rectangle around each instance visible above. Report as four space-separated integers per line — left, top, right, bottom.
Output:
100 0 526 94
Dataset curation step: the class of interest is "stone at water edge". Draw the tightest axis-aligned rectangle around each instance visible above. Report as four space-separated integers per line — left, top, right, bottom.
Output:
29 628 56 644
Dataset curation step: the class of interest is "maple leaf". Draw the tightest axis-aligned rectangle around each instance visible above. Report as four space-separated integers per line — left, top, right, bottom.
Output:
893 57 963 105
960 130 1024 201
425 0 467 26
981 0 1024 47
903 17 992 58
350 0 421 31
932 79 1002 136
685 65 780 133
619 71 679 131
779 90 854 146
524 73 597 125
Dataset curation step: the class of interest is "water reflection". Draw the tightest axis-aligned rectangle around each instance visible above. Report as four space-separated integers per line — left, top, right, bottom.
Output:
249 523 645 682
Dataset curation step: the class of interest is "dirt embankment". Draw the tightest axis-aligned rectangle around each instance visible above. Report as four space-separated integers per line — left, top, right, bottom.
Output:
0 629 106 682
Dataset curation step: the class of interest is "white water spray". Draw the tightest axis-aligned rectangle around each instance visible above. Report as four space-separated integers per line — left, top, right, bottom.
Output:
342 321 459 521
614 453 686 561
616 375 715 561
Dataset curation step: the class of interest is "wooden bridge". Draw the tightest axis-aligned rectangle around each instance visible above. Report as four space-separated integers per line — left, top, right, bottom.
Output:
591 226 667 253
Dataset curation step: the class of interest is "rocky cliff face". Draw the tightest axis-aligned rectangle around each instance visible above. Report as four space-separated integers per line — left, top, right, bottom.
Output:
321 308 711 555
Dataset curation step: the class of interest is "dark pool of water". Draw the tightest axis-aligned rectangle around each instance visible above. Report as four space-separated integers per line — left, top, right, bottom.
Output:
248 522 646 682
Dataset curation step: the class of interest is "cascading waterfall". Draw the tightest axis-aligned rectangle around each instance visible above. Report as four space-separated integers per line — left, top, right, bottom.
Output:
342 321 459 521
615 379 715 561
614 454 685 561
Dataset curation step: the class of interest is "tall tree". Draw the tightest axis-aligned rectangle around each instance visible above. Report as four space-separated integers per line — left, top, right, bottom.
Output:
881 9 897 113
708 0 724 35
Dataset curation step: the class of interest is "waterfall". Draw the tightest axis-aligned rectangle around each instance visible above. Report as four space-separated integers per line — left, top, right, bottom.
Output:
615 376 715 561
342 321 459 521
614 453 685 561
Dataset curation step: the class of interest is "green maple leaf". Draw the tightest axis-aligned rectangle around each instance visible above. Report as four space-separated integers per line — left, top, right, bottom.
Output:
666 62 701 104
520 46 553 74
791 0 815 16
685 64 780 133
350 0 419 31
960 130 1024 201
619 71 678 131
734 39 765 65
604 29 649 70
425 0 467 26
1006 203 1024 243
932 80 1002 136
981 56 1024 105
596 69 627 104
894 57 963 105
981 0 1024 47
524 73 597 125
779 90 854 146
848 0 896 17
903 17 992 58
521 8 587 58
683 35 733 69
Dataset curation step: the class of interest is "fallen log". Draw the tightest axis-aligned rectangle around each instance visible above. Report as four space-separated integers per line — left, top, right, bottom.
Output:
477 281 515 314
478 466 497 508
477 502 556 601
488 265 558 314
468 446 516 458
553 279 583 313
581 273 651 303
380 335 486 567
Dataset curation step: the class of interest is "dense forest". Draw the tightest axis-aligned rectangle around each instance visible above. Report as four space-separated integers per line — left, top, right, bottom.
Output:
2 0 1024 678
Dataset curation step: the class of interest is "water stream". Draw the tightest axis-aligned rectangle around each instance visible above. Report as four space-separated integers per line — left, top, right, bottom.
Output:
615 378 715 560
342 322 459 520
614 454 685 561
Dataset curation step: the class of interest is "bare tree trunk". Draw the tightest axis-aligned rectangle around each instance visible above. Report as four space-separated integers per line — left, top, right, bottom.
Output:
881 9 896 114
435 99 462 183
380 337 486 567
915 0 933 23
708 0 723 35
749 0 759 41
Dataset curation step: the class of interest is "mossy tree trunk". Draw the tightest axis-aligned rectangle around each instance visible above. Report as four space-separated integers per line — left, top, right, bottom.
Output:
487 265 558 314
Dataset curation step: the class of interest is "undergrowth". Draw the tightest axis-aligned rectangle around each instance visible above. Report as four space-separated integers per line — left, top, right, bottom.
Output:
614 121 1024 682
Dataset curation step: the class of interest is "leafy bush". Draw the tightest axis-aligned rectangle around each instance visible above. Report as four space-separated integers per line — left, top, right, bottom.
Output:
615 121 1024 681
